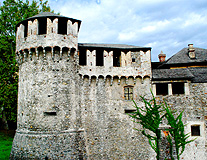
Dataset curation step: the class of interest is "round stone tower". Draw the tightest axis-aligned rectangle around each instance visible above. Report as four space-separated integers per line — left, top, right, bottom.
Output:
10 12 86 159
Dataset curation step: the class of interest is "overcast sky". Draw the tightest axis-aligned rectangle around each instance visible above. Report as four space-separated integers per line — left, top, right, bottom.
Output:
1 0 207 61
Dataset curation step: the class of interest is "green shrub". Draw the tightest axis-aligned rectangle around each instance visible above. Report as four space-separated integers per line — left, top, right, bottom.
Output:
0 132 14 160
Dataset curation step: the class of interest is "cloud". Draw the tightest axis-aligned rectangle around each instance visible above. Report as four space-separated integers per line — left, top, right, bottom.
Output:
47 0 207 61
1 0 206 61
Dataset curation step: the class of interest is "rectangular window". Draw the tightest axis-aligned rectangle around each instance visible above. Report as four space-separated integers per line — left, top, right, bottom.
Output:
172 82 184 95
79 49 87 65
156 83 168 95
191 125 200 136
96 49 104 66
124 86 133 100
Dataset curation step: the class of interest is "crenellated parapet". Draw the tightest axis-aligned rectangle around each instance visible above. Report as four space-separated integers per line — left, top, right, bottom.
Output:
16 12 81 53
78 44 152 81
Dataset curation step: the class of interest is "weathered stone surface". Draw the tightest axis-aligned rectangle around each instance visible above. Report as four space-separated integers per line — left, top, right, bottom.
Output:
11 13 206 160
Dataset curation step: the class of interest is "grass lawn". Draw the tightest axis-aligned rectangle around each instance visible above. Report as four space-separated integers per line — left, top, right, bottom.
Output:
0 130 14 160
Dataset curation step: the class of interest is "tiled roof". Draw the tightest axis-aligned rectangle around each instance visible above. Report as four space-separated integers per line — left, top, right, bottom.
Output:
188 67 207 83
152 67 207 83
27 12 81 22
16 12 81 29
152 68 194 80
166 47 207 64
78 43 151 50
30 12 61 18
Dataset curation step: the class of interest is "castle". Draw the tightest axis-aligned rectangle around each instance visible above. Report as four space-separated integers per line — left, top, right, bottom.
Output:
10 12 207 159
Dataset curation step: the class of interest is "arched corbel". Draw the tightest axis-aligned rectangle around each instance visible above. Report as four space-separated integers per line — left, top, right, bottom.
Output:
96 77 99 86
79 74 83 84
104 77 106 86
52 48 55 61
29 50 33 61
134 76 136 85
110 77 113 86
23 50 27 62
35 48 39 60
20 51 23 63
118 76 121 85
141 77 144 84
67 48 71 61
126 76 128 85
43 48 46 59
60 48 63 60
89 76 91 86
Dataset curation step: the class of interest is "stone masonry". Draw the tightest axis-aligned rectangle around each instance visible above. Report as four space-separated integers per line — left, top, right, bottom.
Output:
10 12 206 160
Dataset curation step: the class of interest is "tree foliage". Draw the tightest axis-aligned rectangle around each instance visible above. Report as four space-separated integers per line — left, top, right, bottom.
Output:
129 94 164 160
0 0 53 129
128 93 193 160
163 103 194 160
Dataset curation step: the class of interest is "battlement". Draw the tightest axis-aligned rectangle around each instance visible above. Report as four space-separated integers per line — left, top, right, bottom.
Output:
78 43 152 79
16 12 81 53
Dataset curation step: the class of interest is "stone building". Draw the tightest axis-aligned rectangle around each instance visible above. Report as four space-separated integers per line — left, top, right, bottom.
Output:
10 12 207 159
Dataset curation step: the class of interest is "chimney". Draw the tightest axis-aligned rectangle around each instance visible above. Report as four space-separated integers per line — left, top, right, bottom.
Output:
188 44 195 59
158 51 166 62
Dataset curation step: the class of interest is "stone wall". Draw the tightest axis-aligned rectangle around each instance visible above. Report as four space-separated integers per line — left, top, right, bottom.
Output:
79 75 154 159
12 13 206 160
154 82 207 160
10 48 87 159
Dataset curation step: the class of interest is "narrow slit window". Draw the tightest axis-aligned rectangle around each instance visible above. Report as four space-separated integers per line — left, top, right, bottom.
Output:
44 112 57 116
113 50 121 67
124 86 133 100
124 109 136 113
156 83 168 95
38 18 47 35
96 49 104 66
